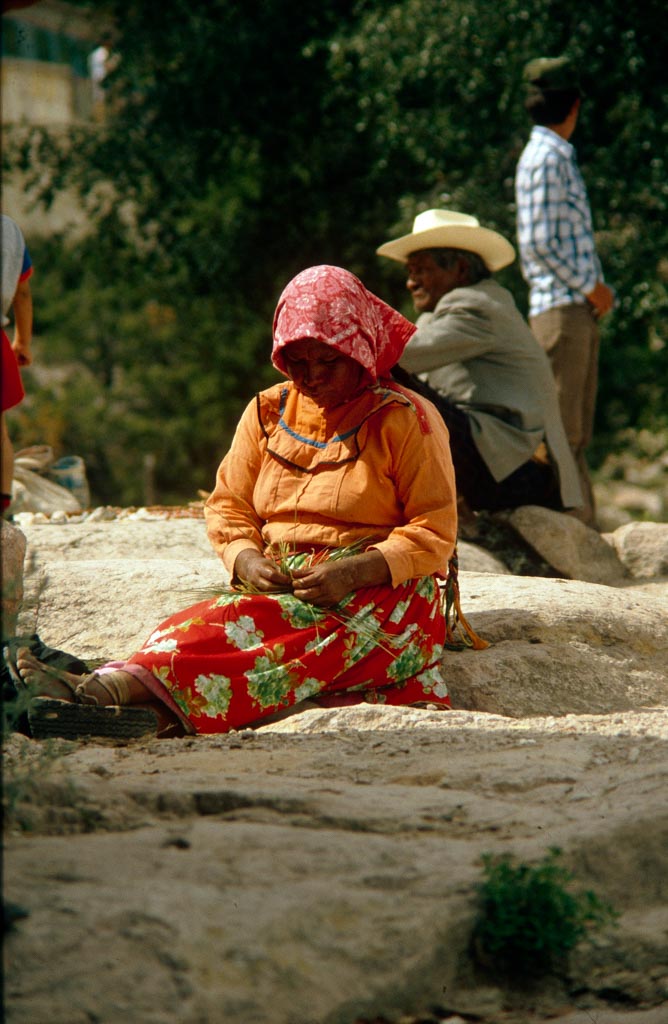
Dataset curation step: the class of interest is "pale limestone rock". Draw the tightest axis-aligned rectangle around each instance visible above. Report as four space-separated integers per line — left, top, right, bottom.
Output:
457 540 510 574
1 520 27 639
18 557 228 660
16 520 223 658
447 572 668 717
16 518 216 562
508 505 627 584
14 525 668 717
4 517 668 1024
604 520 668 579
4 710 668 1024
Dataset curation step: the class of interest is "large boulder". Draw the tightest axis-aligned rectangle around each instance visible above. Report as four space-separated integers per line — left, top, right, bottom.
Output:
15 518 224 661
507 505 628 585
604 521 668 579
449 572 668 716
1 520 26 641
4 512 668 1024
4 708 668 1024
457 539 510 575
11 518 668 717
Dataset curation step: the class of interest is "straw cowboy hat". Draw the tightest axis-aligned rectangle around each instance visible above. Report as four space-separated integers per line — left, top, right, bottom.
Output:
376 209 515 271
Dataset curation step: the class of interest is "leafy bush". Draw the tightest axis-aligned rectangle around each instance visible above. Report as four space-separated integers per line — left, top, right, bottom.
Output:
4 0 666 503
472 847 617 979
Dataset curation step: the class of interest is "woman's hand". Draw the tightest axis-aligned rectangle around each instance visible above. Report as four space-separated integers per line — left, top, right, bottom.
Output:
234 549 292 592
290 561 357 607
291 550 391 607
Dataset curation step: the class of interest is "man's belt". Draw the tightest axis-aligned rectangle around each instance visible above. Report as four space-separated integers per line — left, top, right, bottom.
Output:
458 403 523 429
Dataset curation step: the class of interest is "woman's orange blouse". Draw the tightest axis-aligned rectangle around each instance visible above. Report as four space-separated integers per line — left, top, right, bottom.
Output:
205 381 457 587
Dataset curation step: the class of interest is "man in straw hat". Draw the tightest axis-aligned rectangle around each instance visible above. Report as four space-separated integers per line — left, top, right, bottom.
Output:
515 55 615 525
377 208 583 520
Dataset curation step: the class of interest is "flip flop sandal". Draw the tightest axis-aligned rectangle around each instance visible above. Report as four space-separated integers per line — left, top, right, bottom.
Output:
3 648 158 740
27 698 158 740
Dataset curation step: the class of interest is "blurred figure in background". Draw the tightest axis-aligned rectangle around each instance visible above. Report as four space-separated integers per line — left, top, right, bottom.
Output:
1 214 33 514
88 31 116 121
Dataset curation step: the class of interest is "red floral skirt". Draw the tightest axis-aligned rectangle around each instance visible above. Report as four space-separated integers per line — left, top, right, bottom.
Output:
122 575 450 734
1 330 24 412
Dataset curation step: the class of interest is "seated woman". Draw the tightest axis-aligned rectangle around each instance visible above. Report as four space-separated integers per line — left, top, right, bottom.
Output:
12 265 461 738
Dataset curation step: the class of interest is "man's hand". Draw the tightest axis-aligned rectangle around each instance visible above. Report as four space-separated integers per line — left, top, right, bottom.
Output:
585 281 615 319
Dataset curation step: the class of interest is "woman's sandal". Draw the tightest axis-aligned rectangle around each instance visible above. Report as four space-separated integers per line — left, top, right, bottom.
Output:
4 650 157 740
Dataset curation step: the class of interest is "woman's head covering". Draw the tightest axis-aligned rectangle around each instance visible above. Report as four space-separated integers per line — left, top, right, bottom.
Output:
272 265 416 382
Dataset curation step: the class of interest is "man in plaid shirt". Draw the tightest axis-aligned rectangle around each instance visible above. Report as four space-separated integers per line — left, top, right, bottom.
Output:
515 55 614 526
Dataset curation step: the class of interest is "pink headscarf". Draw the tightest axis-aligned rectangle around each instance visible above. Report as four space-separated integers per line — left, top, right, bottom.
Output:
272 265 416 382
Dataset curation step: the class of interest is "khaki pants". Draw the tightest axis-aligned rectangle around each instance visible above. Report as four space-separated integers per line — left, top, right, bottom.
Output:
530 303 599 525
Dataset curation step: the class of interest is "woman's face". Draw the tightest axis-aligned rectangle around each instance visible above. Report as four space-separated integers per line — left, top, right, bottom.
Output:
282 339 367 408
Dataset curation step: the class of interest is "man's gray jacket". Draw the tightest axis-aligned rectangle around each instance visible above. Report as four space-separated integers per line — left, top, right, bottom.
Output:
399 278 583 507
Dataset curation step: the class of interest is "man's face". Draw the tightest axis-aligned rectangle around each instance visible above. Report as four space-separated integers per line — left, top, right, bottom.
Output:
406 250 462 313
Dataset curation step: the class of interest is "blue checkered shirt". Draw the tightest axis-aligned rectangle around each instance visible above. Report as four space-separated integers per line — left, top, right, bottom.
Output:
515 126 604 317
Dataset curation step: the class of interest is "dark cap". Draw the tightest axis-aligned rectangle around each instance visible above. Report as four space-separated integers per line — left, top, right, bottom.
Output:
523 55 581 92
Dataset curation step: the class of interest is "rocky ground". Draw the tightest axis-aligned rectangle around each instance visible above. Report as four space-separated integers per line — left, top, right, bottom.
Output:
2 507 668 1024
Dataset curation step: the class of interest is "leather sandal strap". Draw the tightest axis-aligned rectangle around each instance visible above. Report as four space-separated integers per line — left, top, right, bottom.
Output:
73 673 106 705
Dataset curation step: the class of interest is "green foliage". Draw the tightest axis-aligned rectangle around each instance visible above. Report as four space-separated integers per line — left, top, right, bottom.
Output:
4 0 666 502
20 224 278 504
327 0 668 446
1 684 32 742
473 847 617 979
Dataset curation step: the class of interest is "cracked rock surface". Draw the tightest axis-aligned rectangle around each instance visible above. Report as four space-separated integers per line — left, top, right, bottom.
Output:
3 514 668 1023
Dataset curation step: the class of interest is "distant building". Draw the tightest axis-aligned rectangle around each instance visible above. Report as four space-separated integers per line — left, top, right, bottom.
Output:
1 0 111 233
2 0 103 125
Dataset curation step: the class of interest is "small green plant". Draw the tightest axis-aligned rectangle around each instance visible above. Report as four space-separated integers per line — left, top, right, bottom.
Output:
472 847 617 979
2 675 70 832
1 682 32 741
